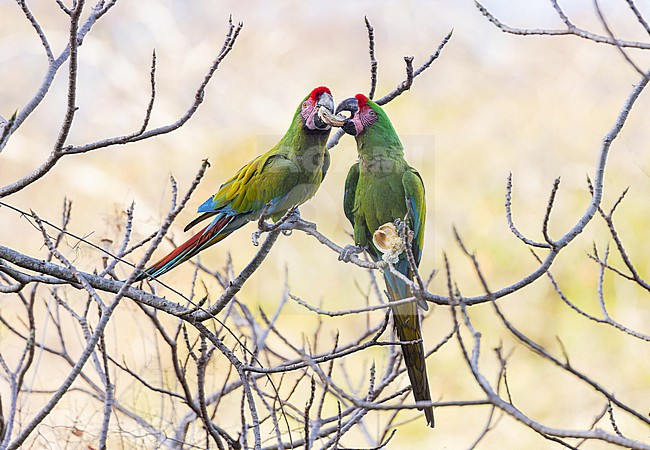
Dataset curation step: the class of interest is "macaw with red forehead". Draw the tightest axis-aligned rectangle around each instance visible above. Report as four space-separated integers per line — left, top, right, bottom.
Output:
335 93 434 427
137 87 335 280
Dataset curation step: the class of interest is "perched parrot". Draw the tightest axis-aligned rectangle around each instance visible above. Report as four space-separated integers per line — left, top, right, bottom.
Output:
136 86 335 281
335 94 434 427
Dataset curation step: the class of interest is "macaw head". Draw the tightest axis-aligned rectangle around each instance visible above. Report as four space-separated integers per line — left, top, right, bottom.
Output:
334 93 382 137
299 86 335 132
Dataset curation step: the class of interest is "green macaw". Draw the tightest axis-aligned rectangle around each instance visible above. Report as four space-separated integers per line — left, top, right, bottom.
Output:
137 86 335 280
335 93 434 427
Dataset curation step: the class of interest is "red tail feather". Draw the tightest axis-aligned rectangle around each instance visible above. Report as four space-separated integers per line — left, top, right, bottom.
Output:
137 215 233 280
148 225 210 271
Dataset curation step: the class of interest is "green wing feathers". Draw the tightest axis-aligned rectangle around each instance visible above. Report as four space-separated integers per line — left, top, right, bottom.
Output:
402 168 426 266
214 154 302 215
343 162 360 227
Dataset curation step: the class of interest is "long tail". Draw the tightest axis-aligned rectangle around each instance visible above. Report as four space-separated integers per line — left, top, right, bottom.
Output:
136 216 241 281
384 263 434 428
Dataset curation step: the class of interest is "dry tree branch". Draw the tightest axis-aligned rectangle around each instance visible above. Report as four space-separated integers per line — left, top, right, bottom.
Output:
4 161 210 450
295 343 485 423
251 301 463 434
593 0 649 79
6 290 122 450
189 225 282 320
541 177 561 247
505 173 550 248
0 16 241 197
8 293 197 447
474 0 650 49
0 0 86 194
64 17 243 155
0 112 16 150
0 245 187 314
624 0 650 35
422 70 649 306
97 327 113 450
0 286 36 449
488 305 650 447
192 321 262 450
0 201 131 276
0 160 209 319
589 186 650 295
0 0 119 153
16 0 54 62
365 16 378 100
535 249 650 342
449 234 650 449
454 233 650 427
289 293 417 317
53 0 85 153
375 30 452 106
243 316 391 376
326 23 452 150
196 338 233 449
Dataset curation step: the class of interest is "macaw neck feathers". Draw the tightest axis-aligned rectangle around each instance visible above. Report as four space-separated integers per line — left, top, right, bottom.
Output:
277 110 330 156
356 105 403 159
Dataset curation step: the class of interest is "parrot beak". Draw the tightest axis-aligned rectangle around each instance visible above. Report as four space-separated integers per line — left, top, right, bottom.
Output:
335 97 359 116
313 92 335 129
317 91 335 112
335 97 360 135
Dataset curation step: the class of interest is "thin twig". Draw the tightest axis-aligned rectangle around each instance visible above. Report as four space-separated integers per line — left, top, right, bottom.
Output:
594 0 649 79
365 16 378 100
474 0 650 49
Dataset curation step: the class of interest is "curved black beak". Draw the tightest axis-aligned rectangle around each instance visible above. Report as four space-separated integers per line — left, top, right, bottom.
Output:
335 97 359 116
335 97 360 135
313 92 334 129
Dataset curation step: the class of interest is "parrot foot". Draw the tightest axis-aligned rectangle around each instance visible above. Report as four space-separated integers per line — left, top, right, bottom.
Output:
251 229 263 246
339 244 364 262
252 207 308 245
279 207 317 232
252 219 274 246
282 207 302 225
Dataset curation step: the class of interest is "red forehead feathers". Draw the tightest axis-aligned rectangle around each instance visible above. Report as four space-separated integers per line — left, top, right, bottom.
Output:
309 86 331 102
355 93 369 108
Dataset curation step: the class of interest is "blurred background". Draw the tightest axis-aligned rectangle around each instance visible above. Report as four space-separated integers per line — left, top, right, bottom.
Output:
1 0 650 448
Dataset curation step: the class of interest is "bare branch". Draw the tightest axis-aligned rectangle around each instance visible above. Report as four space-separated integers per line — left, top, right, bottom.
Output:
326 25 452 151
376 30 453 105
474 0 650 49
505 173 550 248
0 1 118 153
541 177 561 246
624 0 650 35
63 18 243 155
594 0 649 79
365 16 378 100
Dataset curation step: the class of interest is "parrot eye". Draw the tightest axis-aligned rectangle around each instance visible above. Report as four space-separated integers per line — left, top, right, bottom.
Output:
302 101 309 109
368 110 376 117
